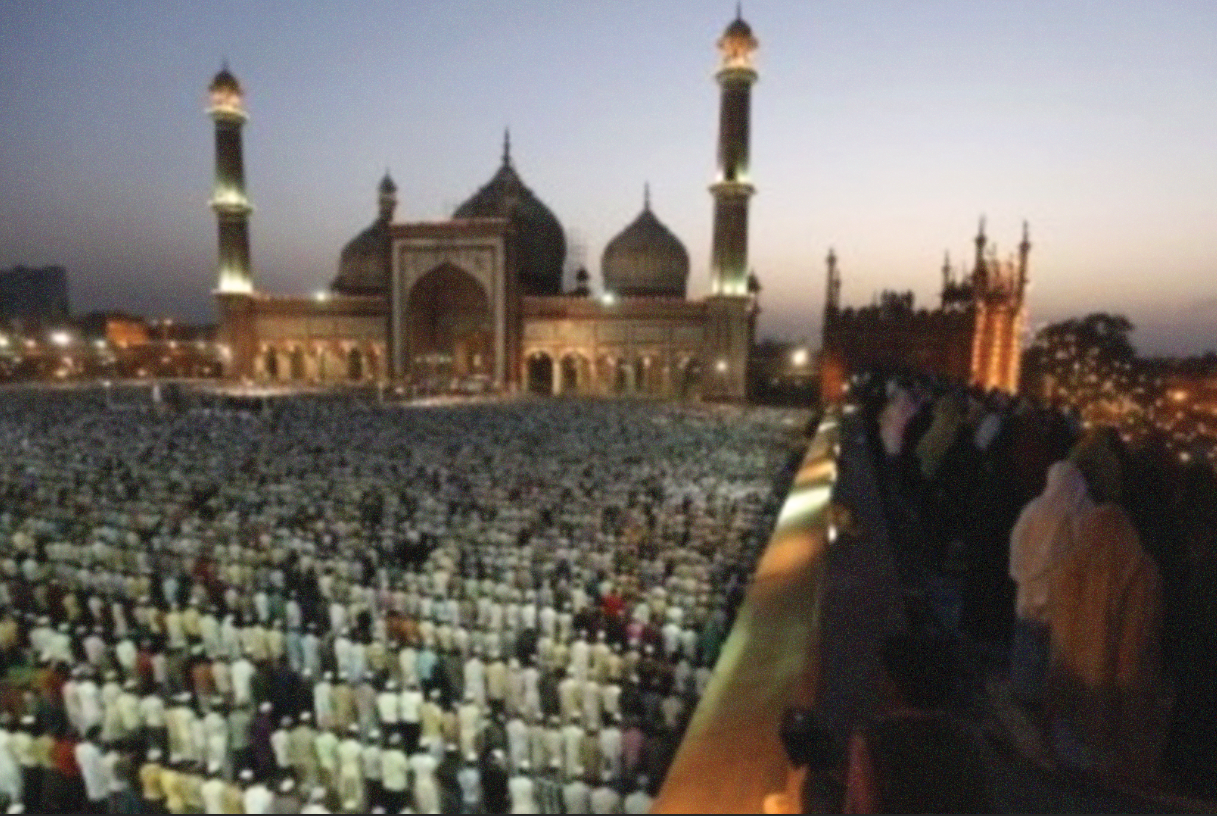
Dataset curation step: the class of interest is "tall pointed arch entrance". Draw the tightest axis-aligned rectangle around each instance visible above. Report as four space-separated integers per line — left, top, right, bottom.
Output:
390 221 514 390
403 262 493 389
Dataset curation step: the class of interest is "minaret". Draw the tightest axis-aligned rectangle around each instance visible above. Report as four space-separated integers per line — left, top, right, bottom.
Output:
825 248 840 313
709 9 758 297
701 9 759 401
208 65 253 294
208 65 259 380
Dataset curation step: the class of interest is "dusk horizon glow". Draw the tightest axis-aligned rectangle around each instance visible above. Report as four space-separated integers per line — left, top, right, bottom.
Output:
2 1 1215 356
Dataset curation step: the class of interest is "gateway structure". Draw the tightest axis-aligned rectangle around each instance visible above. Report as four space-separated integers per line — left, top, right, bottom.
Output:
211 13 762 400
819 218 1030 401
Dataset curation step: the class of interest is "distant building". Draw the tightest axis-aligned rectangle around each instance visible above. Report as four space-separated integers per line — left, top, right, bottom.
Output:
76 311 150 346
209 12 762 399
820 219 1029 401
0 265 70 329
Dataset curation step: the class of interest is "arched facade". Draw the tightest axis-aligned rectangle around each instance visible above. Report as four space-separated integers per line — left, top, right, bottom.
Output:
558 352 589 395
518 297 719 398
676 355 702 399
525 351 554 395
517 341 699 398
405 263 493 389
224 227 755 400
253 337 384 384
390 220 518 389
347 346 364 380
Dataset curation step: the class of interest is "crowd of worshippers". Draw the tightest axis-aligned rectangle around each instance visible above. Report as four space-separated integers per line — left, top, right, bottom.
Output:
0 392 805 813
855 372 1217 795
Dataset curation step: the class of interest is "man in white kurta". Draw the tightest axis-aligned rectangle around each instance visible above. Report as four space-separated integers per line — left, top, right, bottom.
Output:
409 747 440 814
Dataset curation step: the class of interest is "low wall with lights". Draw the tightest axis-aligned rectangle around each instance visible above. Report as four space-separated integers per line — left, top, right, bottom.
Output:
653 409 840 813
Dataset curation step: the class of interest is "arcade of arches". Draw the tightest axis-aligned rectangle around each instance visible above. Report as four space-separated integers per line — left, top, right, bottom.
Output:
523 349 702 397
255 340 383 383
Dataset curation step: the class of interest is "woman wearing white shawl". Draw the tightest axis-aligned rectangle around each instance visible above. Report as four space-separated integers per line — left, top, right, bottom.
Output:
1008 460 1093 705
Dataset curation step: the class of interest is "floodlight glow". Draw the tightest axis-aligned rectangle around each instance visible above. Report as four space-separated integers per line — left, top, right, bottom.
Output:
50 331 72 348
791 348 809 367
600 291 616 306
715 359 728 374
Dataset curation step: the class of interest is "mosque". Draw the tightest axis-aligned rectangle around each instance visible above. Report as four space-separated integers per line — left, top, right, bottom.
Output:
211 13 762 400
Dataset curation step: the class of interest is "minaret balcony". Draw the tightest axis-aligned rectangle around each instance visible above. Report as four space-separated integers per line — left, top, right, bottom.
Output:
709 180 755 197
210 189 252 214
207 104 248 124
715 64 758 84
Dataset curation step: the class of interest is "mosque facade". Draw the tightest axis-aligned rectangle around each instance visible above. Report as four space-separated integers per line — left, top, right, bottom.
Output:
819 218 1030 401
211 14 761 400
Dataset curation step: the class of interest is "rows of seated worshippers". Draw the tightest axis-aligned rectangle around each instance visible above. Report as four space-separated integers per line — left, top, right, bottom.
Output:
855 371 1217 798
0 392 803 813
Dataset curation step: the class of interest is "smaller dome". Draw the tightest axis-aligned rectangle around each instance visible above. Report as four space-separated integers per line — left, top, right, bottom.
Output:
333 222 389 296
332 176 395 296
602 192 689 299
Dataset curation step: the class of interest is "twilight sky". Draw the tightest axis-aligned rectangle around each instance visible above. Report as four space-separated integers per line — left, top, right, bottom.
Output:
1 1 1215 355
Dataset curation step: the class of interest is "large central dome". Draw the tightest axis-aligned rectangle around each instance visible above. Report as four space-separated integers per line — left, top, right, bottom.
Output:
453 134 566 296
602 190 689 298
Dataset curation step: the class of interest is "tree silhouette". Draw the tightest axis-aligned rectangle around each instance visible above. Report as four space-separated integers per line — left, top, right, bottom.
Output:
1024 312 1144 425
